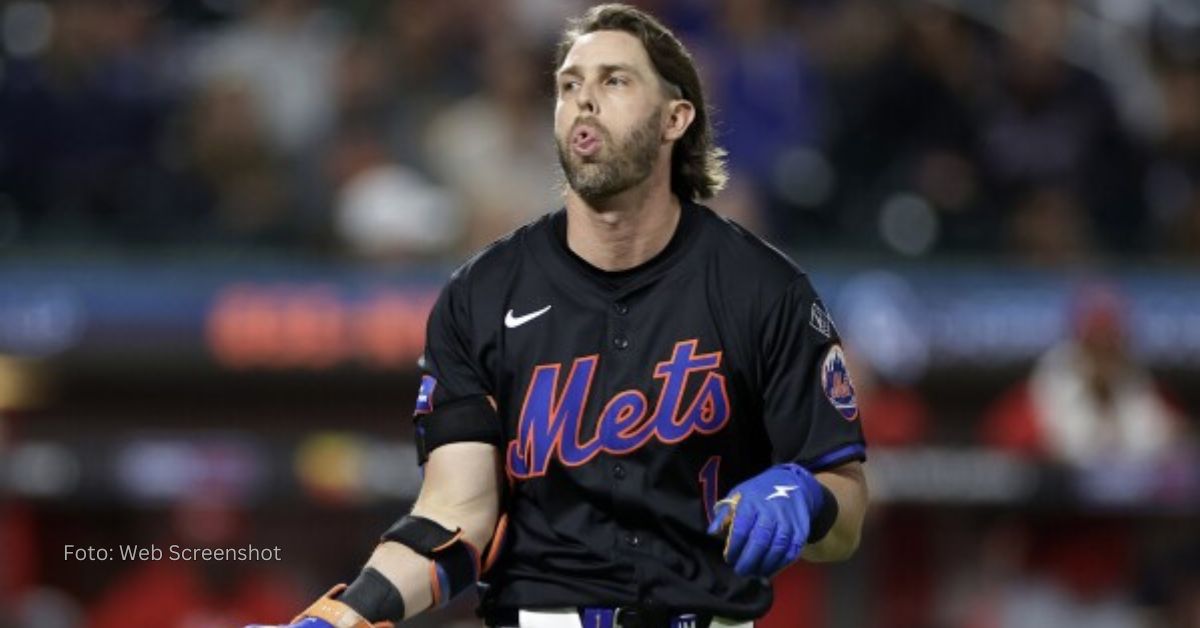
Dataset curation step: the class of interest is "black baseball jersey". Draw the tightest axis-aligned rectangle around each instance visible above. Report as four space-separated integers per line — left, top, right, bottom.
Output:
413 202 866 620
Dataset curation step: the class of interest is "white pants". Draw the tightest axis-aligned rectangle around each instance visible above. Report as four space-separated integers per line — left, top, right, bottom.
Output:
514 608 753 628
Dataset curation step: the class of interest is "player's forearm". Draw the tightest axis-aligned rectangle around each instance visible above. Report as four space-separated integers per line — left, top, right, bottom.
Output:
363 500 498 619
362 441 502 620
802 463 868 563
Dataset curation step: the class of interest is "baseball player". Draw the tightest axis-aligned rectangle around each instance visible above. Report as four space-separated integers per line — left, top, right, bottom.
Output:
253 4 868 627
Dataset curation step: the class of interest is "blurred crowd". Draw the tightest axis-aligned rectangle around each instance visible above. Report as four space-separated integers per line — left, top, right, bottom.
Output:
856 281 1200 628
0 0 1199 263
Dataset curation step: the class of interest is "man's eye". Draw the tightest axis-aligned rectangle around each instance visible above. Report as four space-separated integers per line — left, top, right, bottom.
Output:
560 81 579 93
606 76 628 86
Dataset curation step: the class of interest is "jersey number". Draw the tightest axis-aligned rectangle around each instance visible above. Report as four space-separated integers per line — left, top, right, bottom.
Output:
699 455 721 523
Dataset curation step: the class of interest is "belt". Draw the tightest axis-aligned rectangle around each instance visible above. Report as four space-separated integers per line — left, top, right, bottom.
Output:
488 607 754 628
582 607 706 628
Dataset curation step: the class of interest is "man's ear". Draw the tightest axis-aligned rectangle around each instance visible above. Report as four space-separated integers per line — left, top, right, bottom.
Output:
663 99 696 142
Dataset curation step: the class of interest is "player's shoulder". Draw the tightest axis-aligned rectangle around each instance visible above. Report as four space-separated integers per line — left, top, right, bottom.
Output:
442 210 556 294
692 204 814 294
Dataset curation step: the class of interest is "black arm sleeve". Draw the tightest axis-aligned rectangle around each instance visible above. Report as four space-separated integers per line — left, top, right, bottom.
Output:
759 277 867 471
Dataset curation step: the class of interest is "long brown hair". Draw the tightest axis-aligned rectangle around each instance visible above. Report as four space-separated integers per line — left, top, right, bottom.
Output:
555 3 728 201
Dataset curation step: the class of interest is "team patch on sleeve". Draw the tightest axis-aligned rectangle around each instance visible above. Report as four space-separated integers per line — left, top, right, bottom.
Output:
820 345 858 421
414 375 437 415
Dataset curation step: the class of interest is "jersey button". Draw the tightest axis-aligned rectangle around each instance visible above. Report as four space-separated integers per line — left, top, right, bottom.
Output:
626 533 641 547
613 335 629 350
613 302 629 315
613 463 626 480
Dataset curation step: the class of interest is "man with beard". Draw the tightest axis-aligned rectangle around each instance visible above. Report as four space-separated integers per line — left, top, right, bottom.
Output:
252 4 868 628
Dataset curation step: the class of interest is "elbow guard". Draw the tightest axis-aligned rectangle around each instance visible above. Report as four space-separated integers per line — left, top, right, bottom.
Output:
381 515 481 608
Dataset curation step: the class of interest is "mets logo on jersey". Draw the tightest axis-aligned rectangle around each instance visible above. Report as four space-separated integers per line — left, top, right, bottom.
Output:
506 339 731 480
821 344 858 421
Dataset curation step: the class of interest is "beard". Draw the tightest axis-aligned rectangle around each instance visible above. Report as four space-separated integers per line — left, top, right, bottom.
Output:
557 108 662 203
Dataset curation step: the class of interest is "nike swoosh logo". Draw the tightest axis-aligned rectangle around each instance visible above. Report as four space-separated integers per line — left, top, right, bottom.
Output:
505 305 552 328
767 485 799 500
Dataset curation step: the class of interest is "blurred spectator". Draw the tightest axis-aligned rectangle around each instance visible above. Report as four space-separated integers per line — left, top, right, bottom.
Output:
0 499 40 622
337 0 480 170
822 2 991 255
424 37 561 251
189 0 344 158
7 587 84 628
950 521 1148 628
182 78 296 244
1006 185 1093 265
982 284 1190 470
1147 543 1200 628
2 386 83 628
978 0 1146 258
0 0 178 244
1146 54 1200 259
504 0 589 43
180 0 350 249
326 122 462 261
692 0 824 239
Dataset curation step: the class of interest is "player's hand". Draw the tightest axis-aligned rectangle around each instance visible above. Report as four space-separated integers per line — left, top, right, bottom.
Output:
245 584 393 628
246 619 336 628
706 463 826 579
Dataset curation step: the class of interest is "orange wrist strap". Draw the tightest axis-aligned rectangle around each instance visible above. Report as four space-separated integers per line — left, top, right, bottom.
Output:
292 584 396 628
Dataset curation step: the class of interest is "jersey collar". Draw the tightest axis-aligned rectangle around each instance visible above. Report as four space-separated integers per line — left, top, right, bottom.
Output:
535 201 702 298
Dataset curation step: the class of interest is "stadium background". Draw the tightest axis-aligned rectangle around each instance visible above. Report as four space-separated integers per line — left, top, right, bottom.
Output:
1 0 1198 626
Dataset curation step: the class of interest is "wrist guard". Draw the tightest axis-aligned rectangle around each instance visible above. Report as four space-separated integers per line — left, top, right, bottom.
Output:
779 463 839 543
338 568 406 624
381 515 480 608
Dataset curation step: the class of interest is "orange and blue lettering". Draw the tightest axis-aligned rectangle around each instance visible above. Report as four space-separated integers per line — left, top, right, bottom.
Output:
506 339 731 480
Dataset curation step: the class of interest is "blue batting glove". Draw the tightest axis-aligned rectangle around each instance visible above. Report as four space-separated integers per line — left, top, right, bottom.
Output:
706 463 826 579
246 620 334 628
246 582 385 628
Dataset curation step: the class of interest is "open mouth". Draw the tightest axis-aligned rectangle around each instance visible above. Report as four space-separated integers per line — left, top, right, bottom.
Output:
571 124 603 157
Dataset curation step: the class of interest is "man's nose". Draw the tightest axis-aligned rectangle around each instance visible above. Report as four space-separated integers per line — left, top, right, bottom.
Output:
575 82 597 115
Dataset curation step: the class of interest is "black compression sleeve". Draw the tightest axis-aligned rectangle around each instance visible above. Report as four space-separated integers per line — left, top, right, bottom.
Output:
414 396 502 464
